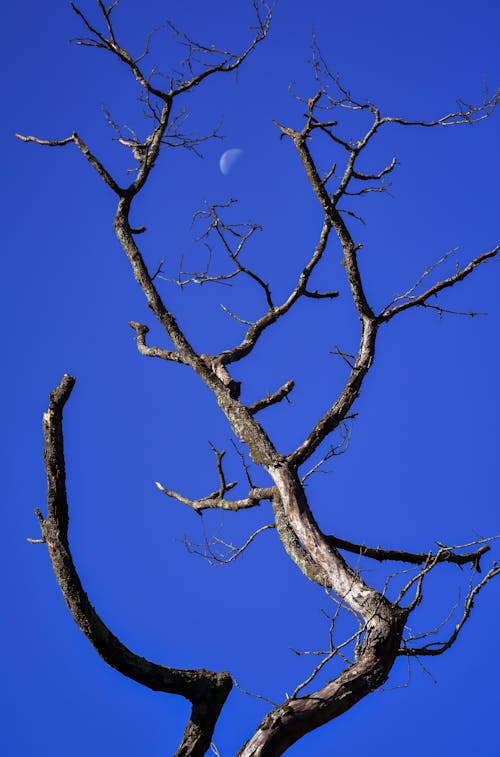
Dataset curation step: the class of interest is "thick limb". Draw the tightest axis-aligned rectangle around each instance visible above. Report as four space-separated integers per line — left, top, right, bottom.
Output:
37 375 231 756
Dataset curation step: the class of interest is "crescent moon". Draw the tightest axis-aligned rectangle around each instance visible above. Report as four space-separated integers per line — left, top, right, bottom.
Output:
219 148 243 176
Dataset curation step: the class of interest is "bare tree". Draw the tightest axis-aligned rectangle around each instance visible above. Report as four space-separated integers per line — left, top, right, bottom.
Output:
19 2 500 755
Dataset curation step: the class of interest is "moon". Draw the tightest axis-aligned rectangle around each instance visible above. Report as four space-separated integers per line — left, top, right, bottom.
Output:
219 148 243 176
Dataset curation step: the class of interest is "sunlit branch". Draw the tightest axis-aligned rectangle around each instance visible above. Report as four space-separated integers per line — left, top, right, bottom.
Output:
232 677 279 708
419 304 487 318
156 480 274 513
271 495 332 588
308 33 500 126
15 134 74 147
220 304 255 326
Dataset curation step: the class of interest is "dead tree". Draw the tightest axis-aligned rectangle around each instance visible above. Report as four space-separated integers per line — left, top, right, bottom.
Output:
19 2 499 755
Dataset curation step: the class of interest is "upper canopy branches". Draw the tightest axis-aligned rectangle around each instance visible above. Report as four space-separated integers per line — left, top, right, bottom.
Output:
71 0 274 98
17 0 274 197
16 4 500 478
279 43 500 213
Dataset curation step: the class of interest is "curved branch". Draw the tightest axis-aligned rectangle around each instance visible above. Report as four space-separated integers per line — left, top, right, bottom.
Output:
272 494 332 588
129 321 186 363
236 603 407 756
37 375 232 756
267 463 395 619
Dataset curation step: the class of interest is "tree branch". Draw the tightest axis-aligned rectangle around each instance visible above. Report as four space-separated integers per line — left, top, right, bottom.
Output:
326 535 493 571
379 247 499 322
166 1 274 95
70 1 170 99
181 523 275 566
37 375 231 756
236 601 407 756
71 0 273 100
15 131 124 195
273 72 499 471
288 315 378 468
248 380 295 415
400 562 500 657
216 218 335 365
128 321 186 363
156 481 274 513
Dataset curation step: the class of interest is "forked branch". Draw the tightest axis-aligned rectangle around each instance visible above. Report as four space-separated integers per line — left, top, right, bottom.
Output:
156 480 274 513
15 132 124 195
215 218 337 366
182 523 275 566
71 0 273 97
129 321 186 363
379 247 499 322
278 80 499 468
400 562 500 657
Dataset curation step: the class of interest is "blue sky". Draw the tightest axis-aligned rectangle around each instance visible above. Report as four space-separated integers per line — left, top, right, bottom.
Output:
4 1 500 755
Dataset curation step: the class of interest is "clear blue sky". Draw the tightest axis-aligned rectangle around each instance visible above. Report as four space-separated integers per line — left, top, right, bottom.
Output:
4 1 500 755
